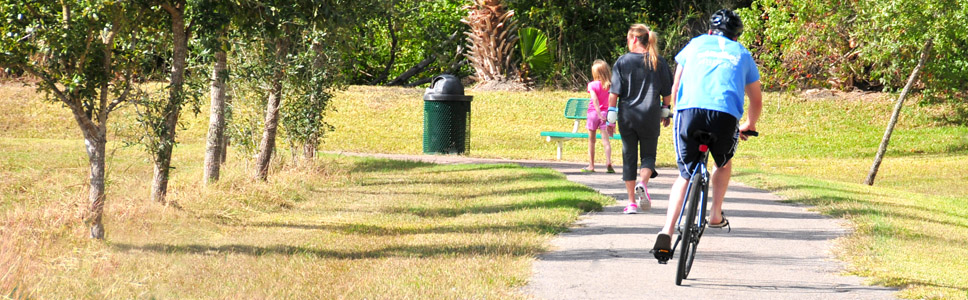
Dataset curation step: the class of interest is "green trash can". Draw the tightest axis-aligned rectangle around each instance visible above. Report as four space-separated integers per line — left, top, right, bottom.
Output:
423 74 472 154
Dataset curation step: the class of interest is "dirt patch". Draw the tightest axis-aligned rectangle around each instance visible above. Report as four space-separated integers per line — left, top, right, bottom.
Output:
800 88 836 100
841 90 891 102
470 78 531 92
799 88 890 102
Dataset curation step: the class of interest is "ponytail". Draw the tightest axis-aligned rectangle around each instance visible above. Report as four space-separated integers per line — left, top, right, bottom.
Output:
646 30 659 70
629 24 659 70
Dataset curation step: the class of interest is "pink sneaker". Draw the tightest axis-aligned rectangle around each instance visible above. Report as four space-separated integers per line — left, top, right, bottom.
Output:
635 182 651 211
623 202 639 214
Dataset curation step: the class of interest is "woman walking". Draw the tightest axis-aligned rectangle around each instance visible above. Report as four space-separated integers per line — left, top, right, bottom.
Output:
606 24 674 214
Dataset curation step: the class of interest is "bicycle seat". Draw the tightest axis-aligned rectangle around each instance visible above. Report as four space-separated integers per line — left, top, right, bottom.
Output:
690 130 718 145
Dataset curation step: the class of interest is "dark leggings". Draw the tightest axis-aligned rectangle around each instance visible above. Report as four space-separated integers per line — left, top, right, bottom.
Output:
618 124 659 182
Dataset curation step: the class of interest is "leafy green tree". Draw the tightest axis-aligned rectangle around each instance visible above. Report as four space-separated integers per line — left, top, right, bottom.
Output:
507 0 748 86
236 0 373 180
281 39 341 161
280 6 356 161
345 0 467 86
739 0 968 109
249 2 296 181
139 0 192 205
192 0 243 184
855 0 967 105
0 0 155 239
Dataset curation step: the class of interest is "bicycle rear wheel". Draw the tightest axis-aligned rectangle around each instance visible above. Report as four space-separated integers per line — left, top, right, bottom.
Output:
676 173 704 285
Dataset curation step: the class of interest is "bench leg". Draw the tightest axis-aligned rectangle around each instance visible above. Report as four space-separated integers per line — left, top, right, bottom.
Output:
556 140 563 160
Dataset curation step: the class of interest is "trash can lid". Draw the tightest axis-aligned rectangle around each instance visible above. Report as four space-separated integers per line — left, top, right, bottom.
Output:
424 74 473 101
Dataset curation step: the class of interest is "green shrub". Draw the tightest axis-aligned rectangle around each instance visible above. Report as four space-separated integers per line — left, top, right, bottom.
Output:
509 0 748 87
518 27 553 79
738 0 968 107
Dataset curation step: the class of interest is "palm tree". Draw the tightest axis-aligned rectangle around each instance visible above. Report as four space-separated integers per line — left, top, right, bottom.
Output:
462 0 518 83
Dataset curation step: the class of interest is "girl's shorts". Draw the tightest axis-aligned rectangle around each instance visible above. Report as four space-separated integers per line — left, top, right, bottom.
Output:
586 110 616 134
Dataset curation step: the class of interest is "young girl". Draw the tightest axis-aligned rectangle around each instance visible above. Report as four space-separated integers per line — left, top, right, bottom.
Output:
581 59 616 173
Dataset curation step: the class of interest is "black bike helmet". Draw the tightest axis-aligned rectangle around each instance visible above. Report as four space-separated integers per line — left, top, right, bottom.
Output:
710 9 743 40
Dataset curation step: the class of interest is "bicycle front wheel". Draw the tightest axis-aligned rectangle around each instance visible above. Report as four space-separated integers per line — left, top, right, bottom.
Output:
676 173 704 285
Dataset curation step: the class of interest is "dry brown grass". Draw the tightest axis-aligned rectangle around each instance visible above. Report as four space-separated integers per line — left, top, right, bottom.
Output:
1 220 33 299
0 83 614 298
5 83 967 299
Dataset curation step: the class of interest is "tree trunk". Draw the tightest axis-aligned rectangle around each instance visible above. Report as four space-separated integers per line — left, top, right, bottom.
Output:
300 42 326 161
220 132 228 165
70 106 108 239
865 39 933 185
370 15 397 85
388 56 434 86
152 2 188 203
254 37 289 181
85 16 119 239
84 132 107 239
254 78 283 180
303 133 317 160
204 45 228 184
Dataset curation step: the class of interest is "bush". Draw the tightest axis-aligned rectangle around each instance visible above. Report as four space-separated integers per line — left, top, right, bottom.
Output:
738 0 968 105
508 0 750 87
344 0 468 86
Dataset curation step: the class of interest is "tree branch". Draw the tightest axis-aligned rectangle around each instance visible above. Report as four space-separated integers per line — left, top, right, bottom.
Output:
96 17 121 125
160 2 179 16
15 62 97 134
60 0 70 27
387 57 434 86
370 14 398 85
12 63 71 107
75 30 97 74
108 73 134 113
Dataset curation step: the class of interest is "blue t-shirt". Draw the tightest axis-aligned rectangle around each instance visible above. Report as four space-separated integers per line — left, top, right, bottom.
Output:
674 34 760 120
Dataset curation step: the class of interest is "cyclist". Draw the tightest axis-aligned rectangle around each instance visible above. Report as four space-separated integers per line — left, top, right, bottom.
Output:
606 24 674 214
652 9 763 261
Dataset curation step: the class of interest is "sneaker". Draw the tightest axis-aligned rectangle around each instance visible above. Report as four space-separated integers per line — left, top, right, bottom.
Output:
635 182 651 211
623 202 639 214
650 233 673 264
606 165 615 173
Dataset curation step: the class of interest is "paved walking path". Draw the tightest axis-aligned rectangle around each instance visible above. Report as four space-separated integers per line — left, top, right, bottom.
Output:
333 152 897 299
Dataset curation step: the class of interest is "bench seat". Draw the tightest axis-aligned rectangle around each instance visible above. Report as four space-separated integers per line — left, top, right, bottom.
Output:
540 131 622 140
541 98 621 160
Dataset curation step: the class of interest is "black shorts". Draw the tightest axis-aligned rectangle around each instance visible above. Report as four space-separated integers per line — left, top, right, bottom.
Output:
673 108 739 179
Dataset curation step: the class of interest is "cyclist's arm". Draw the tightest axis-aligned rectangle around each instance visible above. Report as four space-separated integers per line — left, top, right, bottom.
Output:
608 93 618 108
744 81 762 127
739 81 763 140
670 65 684 107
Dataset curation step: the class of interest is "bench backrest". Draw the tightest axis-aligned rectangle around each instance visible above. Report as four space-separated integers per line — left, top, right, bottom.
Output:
564 98 590 119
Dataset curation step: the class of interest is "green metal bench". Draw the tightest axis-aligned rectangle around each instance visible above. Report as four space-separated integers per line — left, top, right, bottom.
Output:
540 98 621 160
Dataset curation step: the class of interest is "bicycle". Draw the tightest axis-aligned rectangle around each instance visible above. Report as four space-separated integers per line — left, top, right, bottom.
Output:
671 129 757 286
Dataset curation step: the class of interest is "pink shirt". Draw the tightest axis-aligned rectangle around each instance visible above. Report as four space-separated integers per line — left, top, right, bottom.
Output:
587 81 610 112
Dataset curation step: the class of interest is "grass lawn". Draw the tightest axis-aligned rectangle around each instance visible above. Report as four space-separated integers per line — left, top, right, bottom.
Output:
320 86 968 299
0 84 611 298
2 82 967 299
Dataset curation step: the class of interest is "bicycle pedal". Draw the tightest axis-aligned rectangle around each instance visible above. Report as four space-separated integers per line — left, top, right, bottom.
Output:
651 249 673 263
